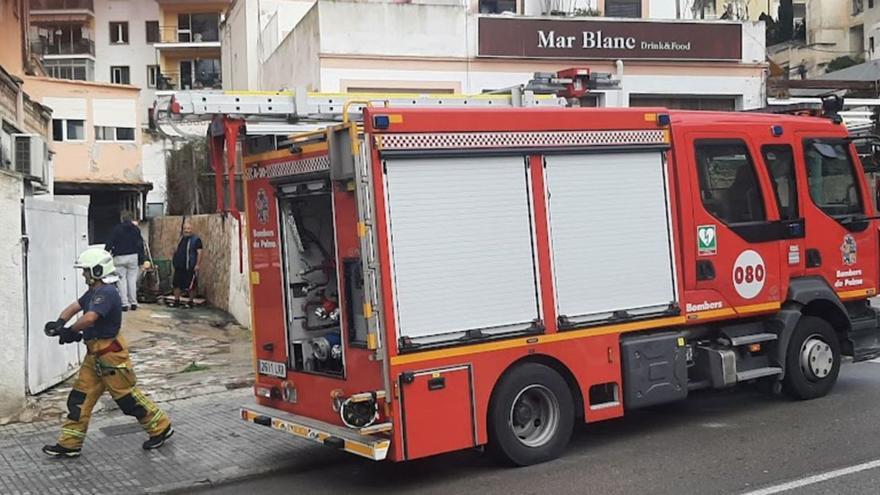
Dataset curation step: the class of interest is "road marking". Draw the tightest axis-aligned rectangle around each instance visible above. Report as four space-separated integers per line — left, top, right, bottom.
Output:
741 459 880 495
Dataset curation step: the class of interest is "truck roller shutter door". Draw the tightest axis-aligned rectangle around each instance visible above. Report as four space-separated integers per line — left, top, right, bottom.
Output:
383 156 540 343
545 152 678 324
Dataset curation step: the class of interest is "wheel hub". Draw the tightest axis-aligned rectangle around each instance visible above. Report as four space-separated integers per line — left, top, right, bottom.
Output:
508 385 560 448
800 336 834 380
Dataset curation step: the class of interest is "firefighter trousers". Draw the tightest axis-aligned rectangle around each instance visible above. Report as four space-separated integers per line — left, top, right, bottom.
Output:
58 336 171 449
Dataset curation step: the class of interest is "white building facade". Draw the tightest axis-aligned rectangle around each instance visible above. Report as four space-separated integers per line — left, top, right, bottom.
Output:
241 0 766 110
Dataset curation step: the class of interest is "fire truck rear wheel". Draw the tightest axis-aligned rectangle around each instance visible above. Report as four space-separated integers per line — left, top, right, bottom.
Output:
782 316 841 400
488 362 574 466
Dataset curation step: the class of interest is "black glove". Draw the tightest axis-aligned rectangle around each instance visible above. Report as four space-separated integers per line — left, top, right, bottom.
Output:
57 328 83 345
44 318 66 337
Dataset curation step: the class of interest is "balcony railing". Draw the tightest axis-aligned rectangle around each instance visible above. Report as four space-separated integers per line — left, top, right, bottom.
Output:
157 26 220 44
30 38 95 57
157 71 222 91
30 0 94 11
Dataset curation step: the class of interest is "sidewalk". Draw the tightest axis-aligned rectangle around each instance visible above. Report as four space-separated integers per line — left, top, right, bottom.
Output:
9 304 254 424
0 389 328 495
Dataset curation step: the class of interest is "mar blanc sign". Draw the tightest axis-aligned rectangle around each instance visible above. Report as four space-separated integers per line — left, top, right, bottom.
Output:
478 17 743 61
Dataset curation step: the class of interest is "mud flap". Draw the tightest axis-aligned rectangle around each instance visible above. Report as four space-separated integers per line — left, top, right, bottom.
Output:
848 309 880 362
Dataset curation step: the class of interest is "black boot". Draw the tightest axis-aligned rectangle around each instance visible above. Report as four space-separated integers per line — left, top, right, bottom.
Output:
42 444 81 458
143 425 174 450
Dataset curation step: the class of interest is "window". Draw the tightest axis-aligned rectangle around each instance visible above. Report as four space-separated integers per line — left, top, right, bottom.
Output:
146 20 160 43
854 0 864 14
110 66 130 84
871 0 876 8
147 65 159 88
52 119 85 141
67 120 85 140
804 141 863 217
109 21 129 44
871 36 875 55
94 126 113 141
761 145 799 221
52 119 63 141
630 95 736 111
605 0 642 17
44 58 94 81
695 141 766 224
95 126 135 142
177 13 220 42
478 0 516 13
116 127 135 141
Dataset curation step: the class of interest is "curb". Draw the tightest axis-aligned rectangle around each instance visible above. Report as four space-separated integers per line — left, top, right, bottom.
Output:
146 464 286 494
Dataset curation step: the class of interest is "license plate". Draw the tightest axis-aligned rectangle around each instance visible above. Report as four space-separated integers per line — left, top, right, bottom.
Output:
258 359 287 378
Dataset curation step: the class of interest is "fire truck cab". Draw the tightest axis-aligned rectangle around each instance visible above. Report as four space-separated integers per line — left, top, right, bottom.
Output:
235 103 880 466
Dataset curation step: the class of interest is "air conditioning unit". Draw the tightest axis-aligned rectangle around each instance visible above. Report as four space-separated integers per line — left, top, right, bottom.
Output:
12 134 48 184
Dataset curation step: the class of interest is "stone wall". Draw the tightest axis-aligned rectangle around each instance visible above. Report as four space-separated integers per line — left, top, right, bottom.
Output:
149 213 250 326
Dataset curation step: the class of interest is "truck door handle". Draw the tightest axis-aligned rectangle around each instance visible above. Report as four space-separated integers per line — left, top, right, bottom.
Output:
427 377 445 391
697 260 715 281
806 249 822 268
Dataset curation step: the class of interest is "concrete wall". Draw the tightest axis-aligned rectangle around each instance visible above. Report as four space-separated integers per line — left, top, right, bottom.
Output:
224 0 319 90
867 4 880 59
0 0 25 76
149 214 250 326
21 77 143 184
261 3 320 91
0 170 26 420
221 0 252 91
142 133 167 206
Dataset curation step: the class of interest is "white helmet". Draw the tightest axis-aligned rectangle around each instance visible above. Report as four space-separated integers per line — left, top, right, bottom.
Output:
74 247 119 284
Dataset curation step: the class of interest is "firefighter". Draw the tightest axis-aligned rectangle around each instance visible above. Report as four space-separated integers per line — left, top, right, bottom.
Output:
41 247 174 458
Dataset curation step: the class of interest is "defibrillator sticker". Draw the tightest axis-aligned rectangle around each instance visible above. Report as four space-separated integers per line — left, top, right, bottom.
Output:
733 250 766 299
697 225 717 256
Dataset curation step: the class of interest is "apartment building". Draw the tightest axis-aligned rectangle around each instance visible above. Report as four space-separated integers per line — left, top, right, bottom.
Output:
27 0 230 217
767 0 866 77
226 0 766 110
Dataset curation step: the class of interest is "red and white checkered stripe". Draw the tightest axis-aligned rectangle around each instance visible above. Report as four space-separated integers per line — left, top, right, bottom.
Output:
246 155 331 180
376 130 668 150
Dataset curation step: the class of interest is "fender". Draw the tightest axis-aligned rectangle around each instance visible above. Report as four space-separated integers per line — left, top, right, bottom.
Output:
771 277 849 378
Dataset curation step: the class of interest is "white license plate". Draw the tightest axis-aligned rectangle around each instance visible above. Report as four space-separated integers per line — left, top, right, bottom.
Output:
258 359 287 378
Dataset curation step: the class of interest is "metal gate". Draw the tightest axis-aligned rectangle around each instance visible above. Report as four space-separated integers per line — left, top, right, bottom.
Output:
24 198 89 394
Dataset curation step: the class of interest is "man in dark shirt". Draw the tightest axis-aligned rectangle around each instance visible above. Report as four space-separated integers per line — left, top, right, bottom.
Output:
105 211 146 311
171 220 203 307
41 248 173 458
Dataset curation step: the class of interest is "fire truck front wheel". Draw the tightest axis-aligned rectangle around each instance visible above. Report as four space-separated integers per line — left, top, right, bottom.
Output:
782 316 841 400
488 362 575 466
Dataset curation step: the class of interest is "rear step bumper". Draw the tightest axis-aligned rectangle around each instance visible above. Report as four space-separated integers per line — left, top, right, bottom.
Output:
240 402 391 461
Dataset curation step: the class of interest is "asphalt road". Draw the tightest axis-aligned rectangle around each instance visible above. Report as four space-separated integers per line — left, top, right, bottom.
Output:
199 361 880 495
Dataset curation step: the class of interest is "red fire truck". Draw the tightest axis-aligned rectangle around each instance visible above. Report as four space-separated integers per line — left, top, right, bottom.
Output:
167 81 880 466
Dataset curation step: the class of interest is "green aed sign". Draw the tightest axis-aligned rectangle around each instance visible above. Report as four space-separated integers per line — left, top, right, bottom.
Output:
698 225 716 256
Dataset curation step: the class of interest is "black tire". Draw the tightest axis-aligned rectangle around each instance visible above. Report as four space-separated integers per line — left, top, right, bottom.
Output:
487 363 575 466
782 316 841 400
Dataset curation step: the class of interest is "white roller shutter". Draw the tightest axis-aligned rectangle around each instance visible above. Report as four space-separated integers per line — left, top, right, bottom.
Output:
545 152 677 322
384 156 539 342
42 97 86 120
93 99 137 128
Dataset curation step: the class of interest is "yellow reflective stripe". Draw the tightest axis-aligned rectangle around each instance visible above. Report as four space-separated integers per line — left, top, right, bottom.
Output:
838 288 877 300
61 428 86 438
390 315 686 366
687 308 737 321
736 302 781 314
146 410 166 430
